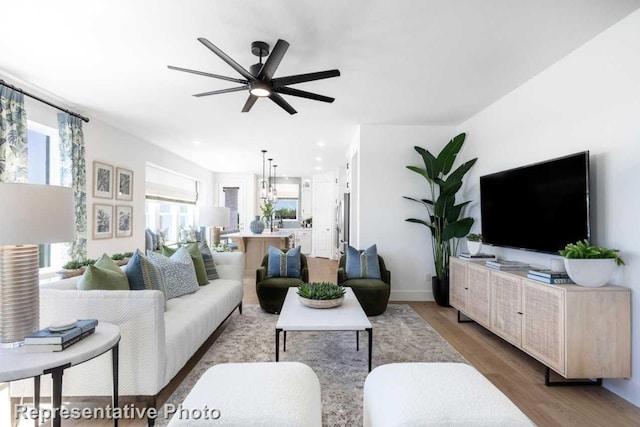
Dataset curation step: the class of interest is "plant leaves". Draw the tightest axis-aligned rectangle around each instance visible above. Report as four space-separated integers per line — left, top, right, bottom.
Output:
406 166 431 182
415 146 440 180
442 217 475 240
436 133 466 175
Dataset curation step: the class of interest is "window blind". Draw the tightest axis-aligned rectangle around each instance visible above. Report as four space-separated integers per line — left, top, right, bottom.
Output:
145 164 198 204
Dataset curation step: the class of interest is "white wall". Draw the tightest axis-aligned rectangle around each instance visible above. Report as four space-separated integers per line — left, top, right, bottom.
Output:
358 125 457 301
458 9 640 406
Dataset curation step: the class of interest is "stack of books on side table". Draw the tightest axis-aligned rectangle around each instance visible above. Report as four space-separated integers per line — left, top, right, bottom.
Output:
527 269 574 284
485 260 530 270
24 319 98 352
459 252 497 261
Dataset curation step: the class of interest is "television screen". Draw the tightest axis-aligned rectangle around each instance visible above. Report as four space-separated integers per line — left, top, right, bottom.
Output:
480 151 590 254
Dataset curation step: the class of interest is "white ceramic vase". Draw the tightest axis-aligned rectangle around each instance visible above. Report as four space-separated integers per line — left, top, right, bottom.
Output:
467 240 482 255
563 258 617 287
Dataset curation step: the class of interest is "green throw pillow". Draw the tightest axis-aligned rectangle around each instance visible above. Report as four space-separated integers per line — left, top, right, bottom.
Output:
77 253 130 290
162 244 208 285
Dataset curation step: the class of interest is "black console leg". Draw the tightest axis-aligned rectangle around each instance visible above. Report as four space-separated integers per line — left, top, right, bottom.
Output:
545 367 602 386
457 311 474 323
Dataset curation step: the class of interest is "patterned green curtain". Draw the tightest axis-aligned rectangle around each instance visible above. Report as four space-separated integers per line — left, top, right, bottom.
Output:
58 113 87 260
0 86 28 182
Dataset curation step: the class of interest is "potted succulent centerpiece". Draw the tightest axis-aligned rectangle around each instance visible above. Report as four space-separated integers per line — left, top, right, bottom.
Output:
297 282 346 309
559 240 625 287
466 233 483 255
57 260 85 279
404 133 477 306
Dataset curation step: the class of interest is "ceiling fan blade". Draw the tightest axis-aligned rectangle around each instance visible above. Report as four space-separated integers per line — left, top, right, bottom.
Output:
167 65 248 84
198 38 255 81
241 94 259 112
272 69 340 87
193 86 248 97
274 87 335 103
269 93 297 115
258 39 289 80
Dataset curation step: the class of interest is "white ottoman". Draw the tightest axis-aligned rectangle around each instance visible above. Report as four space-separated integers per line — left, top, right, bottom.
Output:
168 362 321 426
363 363 534 427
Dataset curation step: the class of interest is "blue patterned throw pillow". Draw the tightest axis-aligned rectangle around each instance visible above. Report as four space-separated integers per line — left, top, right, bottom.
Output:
199 241 219 281
125 249 167 308
147 247 200 299
267 246 302 278
346 244 381 279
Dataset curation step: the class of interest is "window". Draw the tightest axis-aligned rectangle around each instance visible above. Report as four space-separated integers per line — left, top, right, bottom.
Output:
145 200 196 244
26 120 66 271
274 199 298 221
145 164 198 243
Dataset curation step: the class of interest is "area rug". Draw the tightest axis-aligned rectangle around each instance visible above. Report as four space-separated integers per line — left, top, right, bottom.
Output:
158 304 467 426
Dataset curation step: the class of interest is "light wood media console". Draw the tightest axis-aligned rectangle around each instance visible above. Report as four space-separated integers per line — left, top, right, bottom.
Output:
450 257 631 385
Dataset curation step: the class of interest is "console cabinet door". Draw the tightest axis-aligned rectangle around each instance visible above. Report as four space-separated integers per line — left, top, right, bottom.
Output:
449 257 468 312
522 281 565 375
467 264 491 327
490 271 522 347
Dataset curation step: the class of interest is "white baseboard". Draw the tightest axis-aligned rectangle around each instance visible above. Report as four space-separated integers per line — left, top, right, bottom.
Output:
389 289 434 302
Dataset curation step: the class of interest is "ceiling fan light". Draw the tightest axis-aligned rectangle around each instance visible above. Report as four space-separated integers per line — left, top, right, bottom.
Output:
250 81 271 97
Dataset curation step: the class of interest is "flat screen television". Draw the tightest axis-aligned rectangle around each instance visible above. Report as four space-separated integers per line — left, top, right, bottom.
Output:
480 151 590 254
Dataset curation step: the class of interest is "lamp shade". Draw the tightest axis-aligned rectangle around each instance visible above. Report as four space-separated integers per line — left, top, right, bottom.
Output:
0 183 75 244
199 206 231 228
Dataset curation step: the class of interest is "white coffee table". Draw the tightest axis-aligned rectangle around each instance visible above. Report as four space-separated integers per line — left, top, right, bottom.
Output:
275 287 373 371
0 322 120 427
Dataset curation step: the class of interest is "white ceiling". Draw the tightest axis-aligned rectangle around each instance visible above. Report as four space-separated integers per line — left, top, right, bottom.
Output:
1 0 639 178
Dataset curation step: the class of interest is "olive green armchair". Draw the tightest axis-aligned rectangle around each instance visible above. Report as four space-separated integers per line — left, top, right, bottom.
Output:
337 254 391 316
256 250 309 314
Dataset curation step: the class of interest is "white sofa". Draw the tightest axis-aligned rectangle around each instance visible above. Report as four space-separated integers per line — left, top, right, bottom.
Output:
10 251 244 419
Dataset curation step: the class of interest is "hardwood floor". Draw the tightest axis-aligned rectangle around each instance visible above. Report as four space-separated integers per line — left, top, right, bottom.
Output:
6 256 639 426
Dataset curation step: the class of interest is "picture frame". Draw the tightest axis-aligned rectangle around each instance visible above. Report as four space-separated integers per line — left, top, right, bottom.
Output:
116 167 134 201
93 204 114 239
115 205 133 238
93 161 114 199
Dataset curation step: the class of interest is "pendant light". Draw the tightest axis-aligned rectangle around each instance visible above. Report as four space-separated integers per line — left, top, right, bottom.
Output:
267 158 274 201
260 150 267 199
272 164 278 203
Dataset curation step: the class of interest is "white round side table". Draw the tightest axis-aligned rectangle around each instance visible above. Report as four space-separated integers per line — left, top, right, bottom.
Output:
0 322 121 427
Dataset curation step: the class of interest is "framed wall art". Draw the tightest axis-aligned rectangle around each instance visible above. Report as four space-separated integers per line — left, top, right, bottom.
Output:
93 161 114 199
115 205 133 238
116 167 133 201
93 204 114 239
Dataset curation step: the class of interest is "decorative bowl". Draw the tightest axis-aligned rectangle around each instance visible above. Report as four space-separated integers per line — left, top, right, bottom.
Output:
298 295 344 309
563 258 617 287
467 240 483 255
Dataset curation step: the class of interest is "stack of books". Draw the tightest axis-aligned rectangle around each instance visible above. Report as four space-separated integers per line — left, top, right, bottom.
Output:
485 260 530 270
527 269 574 284
24 319 98 352
459 252 497 261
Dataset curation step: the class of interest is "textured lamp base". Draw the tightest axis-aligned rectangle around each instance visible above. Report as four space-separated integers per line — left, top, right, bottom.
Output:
213 227 221 245
0 245 39 346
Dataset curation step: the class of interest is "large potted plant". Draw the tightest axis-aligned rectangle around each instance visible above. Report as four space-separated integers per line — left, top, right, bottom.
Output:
404 133 477 306
559 239 624 287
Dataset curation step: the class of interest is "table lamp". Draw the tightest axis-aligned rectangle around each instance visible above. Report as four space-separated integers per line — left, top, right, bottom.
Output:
0 183 74 347
199 206 231 245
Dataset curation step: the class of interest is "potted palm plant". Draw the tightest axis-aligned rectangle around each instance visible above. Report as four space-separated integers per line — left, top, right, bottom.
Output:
404 133 477 306
559 240 624 287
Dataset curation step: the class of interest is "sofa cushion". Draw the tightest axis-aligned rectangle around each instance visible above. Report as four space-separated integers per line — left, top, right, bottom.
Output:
125 249 167 302
162 244 208 285
199 241 219 281
148 248 200 299
77 254 130 290
346 245 381 279
267 246 301 278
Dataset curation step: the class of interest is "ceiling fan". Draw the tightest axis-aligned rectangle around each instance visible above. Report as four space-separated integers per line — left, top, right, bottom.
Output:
168 38 340 115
